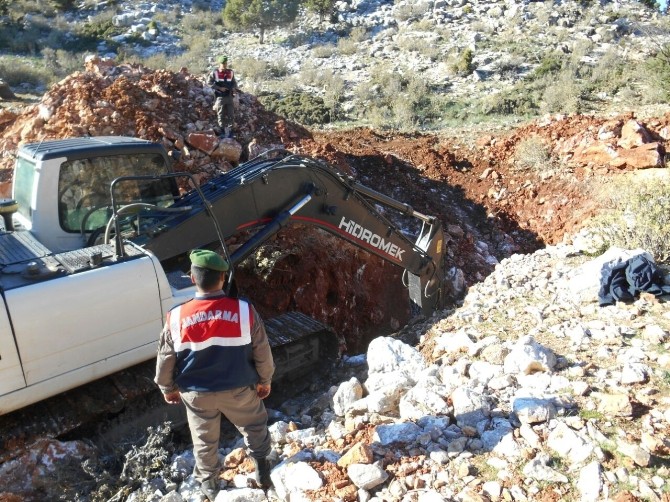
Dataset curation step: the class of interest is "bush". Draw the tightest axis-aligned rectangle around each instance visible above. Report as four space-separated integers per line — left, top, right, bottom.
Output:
450 47 475 76
321 70 345 121
349 26 368 44
540 75 583 114
531 54 563 80
336 36 358 56
479 89 539 116
645 44 670 100
352 62 435 130
393 1 431 22
312 43 336 58
589 174 670 264
238 58 271 81
41 48 86 78
179 11 222 37
66 14 122 52
512 135 553 171
258 91 332 125
0 23 43 54
0 57 43 86
48 0 76 10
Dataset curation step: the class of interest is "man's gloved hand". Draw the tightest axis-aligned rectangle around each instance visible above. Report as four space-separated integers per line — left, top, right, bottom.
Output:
256 383 271 399
163 390 181 404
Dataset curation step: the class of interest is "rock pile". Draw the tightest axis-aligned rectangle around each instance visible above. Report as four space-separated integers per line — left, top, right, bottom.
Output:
218 241 667 502
0 56 294 197
485 113 670 172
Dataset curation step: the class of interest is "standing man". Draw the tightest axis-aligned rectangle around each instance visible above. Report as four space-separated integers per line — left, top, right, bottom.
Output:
155 249 275 501
208 55 238 138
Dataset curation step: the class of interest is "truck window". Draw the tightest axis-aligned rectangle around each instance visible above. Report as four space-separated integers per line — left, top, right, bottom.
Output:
58 153 175 233
13 157 36 222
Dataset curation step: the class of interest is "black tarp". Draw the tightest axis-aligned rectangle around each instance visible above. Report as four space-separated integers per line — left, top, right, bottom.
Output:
598 254 670 306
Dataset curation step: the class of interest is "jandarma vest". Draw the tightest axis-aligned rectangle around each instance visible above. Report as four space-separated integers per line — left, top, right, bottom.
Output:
168 295 259 392
212 68 235 96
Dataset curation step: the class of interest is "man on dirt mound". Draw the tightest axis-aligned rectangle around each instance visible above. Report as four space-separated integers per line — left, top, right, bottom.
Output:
208 55 238 139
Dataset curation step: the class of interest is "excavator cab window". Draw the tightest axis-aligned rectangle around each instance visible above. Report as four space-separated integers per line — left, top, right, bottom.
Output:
58 153 176 234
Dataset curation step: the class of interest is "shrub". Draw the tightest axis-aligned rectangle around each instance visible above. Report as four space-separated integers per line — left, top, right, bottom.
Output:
180 11 222 36
589 174 670 264
645 44 670 100
321 70 345 120
479 89 539 116
531 54 563 80
258 91 331 125
540 75 583 114
450 47 475 76
349 26 368 44
67 13 122 52
352 62 435 130
512 135 553 171
41 48 86 78
238 57 272 82
394 2 428 22
336 36 358 56
48 0 76 10
0 57 43 86
0 22 44 54
397 33 433 53
312 43 336 58
267 58 290 78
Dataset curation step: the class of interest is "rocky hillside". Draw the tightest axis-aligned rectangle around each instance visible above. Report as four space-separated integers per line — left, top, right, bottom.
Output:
2 0 670 124
2 242 669 502
216 0 670 115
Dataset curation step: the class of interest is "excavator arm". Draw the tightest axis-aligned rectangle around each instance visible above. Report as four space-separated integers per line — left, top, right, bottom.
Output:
121 152 446 316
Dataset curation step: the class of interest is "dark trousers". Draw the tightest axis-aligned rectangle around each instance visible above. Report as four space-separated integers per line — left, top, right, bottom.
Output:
181 385 271 482
214 96 234 130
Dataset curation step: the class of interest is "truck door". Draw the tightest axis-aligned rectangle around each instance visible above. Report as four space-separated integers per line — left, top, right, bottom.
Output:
3 255 164 387
0 295 26 399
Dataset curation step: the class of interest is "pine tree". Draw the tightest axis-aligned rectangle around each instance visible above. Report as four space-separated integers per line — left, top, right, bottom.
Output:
223 0 301 44
305 0 336 22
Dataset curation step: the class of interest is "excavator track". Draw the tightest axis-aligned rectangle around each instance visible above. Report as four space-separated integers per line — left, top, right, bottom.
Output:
0 312 338 464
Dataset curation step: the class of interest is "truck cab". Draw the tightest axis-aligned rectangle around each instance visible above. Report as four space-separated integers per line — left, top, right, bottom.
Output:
11 136 177 252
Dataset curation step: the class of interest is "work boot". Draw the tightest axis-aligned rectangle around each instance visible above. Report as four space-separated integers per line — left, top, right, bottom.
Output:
252 456 273 489
200 478 220 501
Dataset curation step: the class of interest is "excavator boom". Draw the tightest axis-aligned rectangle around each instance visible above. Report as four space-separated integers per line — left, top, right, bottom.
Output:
127 152 446 315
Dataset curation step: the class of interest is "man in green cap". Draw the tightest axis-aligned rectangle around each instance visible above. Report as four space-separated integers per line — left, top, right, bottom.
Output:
207 55 238 138
155 249 276 500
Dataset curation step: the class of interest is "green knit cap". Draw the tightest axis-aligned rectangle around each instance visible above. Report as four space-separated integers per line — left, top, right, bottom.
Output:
189 249 229 272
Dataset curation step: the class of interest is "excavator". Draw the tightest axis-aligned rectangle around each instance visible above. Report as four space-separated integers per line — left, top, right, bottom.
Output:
0 136 446 460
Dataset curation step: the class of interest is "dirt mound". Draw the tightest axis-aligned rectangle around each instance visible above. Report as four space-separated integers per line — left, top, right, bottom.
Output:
1 59 668 346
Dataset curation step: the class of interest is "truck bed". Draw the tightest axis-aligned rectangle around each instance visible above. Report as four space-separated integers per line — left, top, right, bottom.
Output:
0 231 144 291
